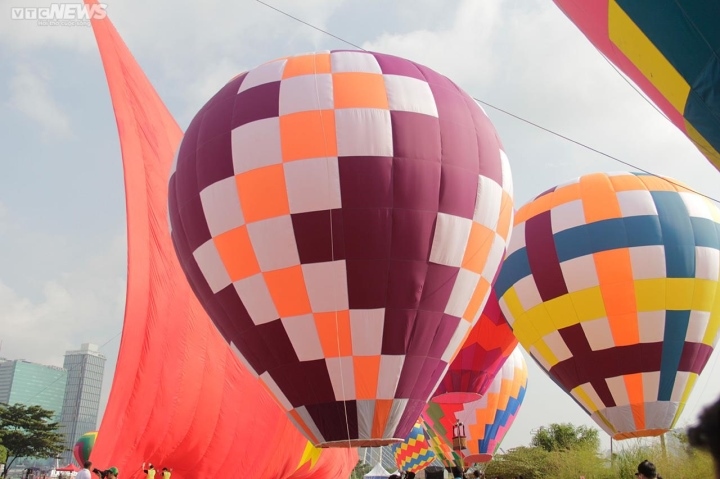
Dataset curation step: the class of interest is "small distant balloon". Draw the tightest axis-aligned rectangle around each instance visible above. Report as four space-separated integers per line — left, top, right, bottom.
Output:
74 431 97 465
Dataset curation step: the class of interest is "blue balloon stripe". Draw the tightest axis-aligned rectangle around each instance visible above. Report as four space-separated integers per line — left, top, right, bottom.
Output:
497 213 720 302
652 191 696 278
690 217 720 249
658 310 691 401
477 385 527 454
495 248 531 299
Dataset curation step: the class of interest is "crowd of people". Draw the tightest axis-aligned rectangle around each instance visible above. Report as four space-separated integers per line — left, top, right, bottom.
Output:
74 461 172 479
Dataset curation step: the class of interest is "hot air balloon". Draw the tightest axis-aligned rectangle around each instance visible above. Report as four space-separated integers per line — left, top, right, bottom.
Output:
168 50 514 447
432 289 518 403
73 431 97 465
424 346 527 464
496 171 720 439
391 421 437 473
421 418 463 470
470 346 527 463
552 1 720 171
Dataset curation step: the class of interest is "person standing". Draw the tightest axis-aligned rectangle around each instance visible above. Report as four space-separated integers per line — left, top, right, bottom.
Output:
635 460 662 479
688 395 720 478
142 464 156 479
77 462 92 479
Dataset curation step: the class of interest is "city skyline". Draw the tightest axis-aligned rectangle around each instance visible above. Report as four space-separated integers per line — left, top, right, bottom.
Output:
59 343 106 465
0 343 106 467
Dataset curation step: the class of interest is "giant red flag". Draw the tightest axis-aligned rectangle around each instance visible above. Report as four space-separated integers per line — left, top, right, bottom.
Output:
84 2 356 477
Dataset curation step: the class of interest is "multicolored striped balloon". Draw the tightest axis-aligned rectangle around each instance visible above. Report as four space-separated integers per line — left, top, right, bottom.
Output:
432 289 518 403
73 431 98 465
424 347 527 463
421 418 463 469
168 50 514 446
471 346 527 462
496 172 720 439
391 421 436 473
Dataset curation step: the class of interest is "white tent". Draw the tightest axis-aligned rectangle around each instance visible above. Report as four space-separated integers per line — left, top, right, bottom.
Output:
364 462 391 479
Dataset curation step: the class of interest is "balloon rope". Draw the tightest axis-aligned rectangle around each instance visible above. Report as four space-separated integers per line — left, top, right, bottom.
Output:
312 52 353 448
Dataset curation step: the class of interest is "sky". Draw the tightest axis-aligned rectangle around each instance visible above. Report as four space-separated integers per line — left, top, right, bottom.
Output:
1 0 719 456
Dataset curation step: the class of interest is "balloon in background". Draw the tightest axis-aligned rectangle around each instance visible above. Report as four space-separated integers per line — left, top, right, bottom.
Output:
421 418 464 470
391 421 436 473
169 50 514 446
73 431 97 465
470 346 527 463
424 346 527 463
552 0 720 171
496 171 720 439
432 289 518 403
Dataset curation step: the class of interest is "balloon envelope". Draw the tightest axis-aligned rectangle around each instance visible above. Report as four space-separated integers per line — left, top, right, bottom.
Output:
432 289 518 403
390 421 436 473
552 0 720 171
420 417 463 470
496 171 720 439
470 346 527 463
73 431 97 465
424 346 527 463
169 50 514 446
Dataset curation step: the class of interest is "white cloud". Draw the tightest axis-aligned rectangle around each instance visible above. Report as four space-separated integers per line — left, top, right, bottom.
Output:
6 64 73 140
0 0 97 52
0 232 125 420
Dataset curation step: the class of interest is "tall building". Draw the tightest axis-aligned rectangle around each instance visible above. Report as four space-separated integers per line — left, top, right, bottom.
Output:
59 343 106 464
0 359 67 421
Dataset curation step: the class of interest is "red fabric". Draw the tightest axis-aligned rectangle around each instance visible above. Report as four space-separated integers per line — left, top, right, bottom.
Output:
84 2 356 478
57 465 80 472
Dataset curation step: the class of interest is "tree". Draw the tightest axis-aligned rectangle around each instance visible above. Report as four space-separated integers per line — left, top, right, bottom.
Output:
350 460 372 479
531 423 600 452
484 446 552 479
0 404 65 478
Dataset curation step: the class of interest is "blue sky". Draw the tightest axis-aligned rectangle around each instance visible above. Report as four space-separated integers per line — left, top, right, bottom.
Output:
1 0 719 453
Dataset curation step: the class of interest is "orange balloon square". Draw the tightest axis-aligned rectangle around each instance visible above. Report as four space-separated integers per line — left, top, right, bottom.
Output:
463 277 491 322
638 174 677 192
371 399 393 439
314 311 352 358
609 173 646 192
235 165 290 223
353 356 381 400
213 225 260 282
279 110 337 161
496 193 514 241
332 72 389 110
462 222 495 274
283 53 331 78
263 265 311 317
580 174 622 222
